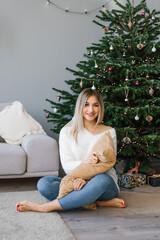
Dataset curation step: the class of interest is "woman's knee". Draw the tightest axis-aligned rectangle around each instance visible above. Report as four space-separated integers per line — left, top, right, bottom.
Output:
37 177 48 194
37 176 59 194
93 173 114 189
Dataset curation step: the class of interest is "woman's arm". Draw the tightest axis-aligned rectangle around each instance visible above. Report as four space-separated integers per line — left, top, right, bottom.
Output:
110 128 117 154
59 127 81 174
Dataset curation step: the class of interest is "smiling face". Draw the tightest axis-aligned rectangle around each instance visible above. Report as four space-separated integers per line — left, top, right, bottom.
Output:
82 95 100 124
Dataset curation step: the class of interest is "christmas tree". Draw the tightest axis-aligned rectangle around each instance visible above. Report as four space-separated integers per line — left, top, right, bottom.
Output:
45 0 160 165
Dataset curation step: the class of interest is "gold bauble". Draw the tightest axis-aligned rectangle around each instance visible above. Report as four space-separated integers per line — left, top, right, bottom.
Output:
145 115 153 122
137 43 144 50
146 74 150 79
104 27 109 32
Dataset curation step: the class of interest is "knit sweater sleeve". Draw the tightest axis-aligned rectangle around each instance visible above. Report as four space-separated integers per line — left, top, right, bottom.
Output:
110 128 117 154
59 127 81 174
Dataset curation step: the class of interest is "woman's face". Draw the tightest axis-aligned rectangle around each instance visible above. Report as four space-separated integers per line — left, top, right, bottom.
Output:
82 95 100 123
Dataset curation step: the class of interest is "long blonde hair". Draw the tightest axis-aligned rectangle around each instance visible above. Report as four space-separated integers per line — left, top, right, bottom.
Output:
67 88 104 141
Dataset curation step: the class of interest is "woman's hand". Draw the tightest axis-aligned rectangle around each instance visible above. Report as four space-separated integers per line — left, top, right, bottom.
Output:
72 178 87 190
89 152 99 164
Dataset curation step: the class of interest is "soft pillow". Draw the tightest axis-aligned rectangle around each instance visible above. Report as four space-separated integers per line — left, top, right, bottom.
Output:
0 101 45 145
57 131 116 209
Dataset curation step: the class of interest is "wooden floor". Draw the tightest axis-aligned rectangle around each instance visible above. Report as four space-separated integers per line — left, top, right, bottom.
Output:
1 178 160 240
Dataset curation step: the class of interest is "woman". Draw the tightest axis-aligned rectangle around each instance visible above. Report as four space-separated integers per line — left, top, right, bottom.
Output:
17 88 126 212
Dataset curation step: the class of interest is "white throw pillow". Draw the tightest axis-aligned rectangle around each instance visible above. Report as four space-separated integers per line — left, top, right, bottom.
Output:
0 101 45 145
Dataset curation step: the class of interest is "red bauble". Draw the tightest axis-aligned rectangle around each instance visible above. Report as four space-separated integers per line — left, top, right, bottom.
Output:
136 81 140 85
109 67 112 71
141 12 145 16
46 114 49 118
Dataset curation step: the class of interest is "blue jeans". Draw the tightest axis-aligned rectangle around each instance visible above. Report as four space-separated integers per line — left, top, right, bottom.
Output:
37 173 118 210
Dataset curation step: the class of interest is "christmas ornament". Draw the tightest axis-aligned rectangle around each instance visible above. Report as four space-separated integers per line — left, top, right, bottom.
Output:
152 15 155 20
128 21 132 29
108 67 112 71
91 83 96 90
115 29 118 36
125 72 129 81
136 81 140 85
124 111 127 115
145 115 153 122
80 79 83 88
152 46 156 52
110 45 114 52
53 107 57 113
104 27 109 32
137 43 144 50
57 94 61 101
141 12 145 16
149 88 154 96
132 60 135 65
124 87 129 101
94 60 98 68
135 114 139 120
123 51 126 57
122 136 131 144
146 74 150 79
46 113 49 118
88 50 93 55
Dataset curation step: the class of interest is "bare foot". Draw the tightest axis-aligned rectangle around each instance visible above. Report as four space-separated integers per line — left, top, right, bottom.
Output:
96 198 126 208
17 200 38 212
16 199 62 213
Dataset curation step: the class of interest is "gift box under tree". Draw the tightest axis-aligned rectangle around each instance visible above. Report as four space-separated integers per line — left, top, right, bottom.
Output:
118 173 146 189
147 174 160 187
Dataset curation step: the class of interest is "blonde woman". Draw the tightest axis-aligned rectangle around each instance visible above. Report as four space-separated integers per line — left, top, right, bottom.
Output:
17 88 125 212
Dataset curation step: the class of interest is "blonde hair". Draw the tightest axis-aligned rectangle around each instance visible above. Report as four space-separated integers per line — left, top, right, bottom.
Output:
68 88 104 141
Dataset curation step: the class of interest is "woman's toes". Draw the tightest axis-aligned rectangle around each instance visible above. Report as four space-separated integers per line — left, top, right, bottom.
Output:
16 200 31 212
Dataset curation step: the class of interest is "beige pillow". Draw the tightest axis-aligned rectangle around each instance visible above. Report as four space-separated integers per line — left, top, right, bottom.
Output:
0 101 45 145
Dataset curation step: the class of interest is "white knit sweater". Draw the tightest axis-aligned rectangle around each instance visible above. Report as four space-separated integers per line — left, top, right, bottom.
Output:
59 125 119 191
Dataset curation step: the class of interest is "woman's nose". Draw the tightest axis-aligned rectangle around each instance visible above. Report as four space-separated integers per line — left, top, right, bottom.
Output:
88 105 93 112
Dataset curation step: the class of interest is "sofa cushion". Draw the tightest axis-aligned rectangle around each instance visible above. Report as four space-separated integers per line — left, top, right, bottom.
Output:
0 101 45 145
0 143 26 175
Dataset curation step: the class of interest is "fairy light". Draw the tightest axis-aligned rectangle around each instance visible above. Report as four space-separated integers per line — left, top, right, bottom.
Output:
45 0 113 15
46 0 50 5
102 5 107 12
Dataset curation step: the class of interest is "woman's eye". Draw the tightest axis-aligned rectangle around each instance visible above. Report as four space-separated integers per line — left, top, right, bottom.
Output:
94 104 99 107
85 103 89 106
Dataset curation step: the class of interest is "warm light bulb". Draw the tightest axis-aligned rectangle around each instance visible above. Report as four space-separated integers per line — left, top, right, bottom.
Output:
102 5 106 12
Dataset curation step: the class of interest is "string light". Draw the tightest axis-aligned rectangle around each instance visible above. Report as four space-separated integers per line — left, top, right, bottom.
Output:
45 0 113 15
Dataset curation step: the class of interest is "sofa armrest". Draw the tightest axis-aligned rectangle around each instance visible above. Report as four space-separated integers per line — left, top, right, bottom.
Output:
21 134 59 173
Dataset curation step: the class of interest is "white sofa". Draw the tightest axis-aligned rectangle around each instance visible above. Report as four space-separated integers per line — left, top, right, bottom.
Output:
0 103 59 179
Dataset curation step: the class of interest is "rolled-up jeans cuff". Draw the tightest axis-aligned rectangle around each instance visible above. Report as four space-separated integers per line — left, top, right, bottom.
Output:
57 199 64 210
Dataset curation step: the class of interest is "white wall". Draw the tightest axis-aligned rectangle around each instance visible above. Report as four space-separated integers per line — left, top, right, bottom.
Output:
0 0 159 139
